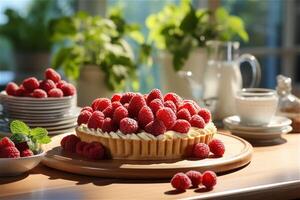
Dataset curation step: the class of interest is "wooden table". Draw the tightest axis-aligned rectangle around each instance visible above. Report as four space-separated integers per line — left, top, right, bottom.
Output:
1 132 300 200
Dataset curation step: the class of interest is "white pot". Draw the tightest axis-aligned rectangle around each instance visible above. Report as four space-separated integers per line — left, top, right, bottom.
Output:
77 65 114 107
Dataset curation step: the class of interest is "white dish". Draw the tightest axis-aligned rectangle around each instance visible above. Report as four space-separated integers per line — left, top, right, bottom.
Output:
2 103 72 110
0 91 75 102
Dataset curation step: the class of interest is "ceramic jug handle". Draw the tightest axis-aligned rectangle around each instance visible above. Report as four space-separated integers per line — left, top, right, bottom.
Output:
238 54 261 88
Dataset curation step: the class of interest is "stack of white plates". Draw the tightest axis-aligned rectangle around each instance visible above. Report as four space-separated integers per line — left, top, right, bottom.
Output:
223 115 292 141
0 91 80 135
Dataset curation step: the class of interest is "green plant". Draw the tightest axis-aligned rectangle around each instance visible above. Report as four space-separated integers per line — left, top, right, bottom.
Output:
146 0 249 71
50 8 145 91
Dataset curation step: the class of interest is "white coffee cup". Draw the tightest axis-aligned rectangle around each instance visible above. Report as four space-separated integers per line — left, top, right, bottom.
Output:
235 88 278 125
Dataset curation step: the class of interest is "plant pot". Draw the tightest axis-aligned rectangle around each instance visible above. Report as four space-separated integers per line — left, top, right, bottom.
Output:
159 48 207 101
77 65 114 107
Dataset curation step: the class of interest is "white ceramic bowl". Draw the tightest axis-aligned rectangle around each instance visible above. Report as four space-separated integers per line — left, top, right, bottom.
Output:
0 151 45 176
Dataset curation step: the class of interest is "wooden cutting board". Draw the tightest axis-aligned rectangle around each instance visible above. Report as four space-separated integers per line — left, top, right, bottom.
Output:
42 132 252 179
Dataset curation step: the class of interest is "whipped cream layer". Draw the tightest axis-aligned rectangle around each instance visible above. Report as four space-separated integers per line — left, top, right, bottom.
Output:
77 122 217 141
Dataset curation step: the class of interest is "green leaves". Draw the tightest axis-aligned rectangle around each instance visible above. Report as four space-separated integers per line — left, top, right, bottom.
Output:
10 120 30 135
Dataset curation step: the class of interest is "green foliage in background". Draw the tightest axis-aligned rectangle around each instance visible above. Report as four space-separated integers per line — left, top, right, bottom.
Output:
146 0 249 71
50 8 146 91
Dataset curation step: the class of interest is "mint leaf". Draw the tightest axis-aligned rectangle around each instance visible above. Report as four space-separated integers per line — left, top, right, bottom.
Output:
10 133 30 143
30 127 48 139
37 136 51 144
10 120 30 135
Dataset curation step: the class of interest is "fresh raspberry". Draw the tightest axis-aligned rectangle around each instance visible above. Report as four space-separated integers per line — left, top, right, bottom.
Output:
177 108 192 121
101 118 114 133
39 79 56 92
123 103 129 109
76 141 88 156
164 101 177 113
48 88 63 97
149 99 164 115
0 137 15 148
170 172 192 191
184 100 201 112
111 93 122 102
146 88 163 104
5 82 19 96
128 93 146 117
87 111 105 129
190 115 205 129
23 77 39 92
62 135 81 153
91 98 111 111
186 170 202 187
164 93 183 108
178 102 198 116
172 119 191 133
32 89 47 98
15 85 26 97
202 171 217 189
81 106 93 113
56 80 67 89
156 107 176 129
61 83 76 96
77 110 92 125
144 119 166 136
112 101 122 110
113 106 128 124
21 149 34 157
120 117 138 134
193 143 210 159
120 92 135 104
60 135 68 148
83 142 105 160
198 108 212 123
208 139 225 157
45 68 61 83
103 105 114 118
15 142 29 152
0 146 20 158
138 106 154 128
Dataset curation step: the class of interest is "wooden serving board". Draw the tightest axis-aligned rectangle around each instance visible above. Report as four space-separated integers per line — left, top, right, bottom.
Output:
42 132 253 179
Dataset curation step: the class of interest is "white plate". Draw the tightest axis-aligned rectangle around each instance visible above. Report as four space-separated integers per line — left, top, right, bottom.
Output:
223 115 292 131
2 103 73 110
0 91 75 102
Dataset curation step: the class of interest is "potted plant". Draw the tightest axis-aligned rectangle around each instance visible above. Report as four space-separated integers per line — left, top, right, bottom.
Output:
146 0 248 99
50 8 146 106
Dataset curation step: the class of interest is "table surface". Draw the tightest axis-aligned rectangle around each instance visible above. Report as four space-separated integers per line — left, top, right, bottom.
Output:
1 132 300 200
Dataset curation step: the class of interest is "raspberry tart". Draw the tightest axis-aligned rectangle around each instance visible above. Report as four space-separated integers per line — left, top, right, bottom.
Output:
76 89 217 160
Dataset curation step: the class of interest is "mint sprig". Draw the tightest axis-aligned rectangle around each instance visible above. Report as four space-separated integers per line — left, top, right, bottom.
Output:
10 120 30 135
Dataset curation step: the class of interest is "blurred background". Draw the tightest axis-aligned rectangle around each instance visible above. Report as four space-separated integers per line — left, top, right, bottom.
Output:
0 0 299 103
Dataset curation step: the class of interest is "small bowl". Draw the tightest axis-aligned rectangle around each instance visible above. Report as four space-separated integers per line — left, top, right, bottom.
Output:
0 151 45 176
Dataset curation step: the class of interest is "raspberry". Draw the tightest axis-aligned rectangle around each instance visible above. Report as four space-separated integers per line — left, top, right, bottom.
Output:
0 147 20 158
170 172 192 191
124 103 129 109
61 83 76 96
56 80 67 89
177 108 191 121
178 102 198 116
164 101 177 113
202 171 217 189
146 88 163 104
120 92 135 104
88 111 105 129
0 137 15 148
81 106 93 113
184 100 201 112
149 99 164 115
164 93 183 108
45 68 61 83
101 118 114 133
156 107 176 129
111 93 122 102
186 170 202 187
32 89 47 98
91 98 111 111
208 139 225 157
15 142 29 152
21 149 34 157
120 117 138 134
76 141 88 156
128 93 146 117
113 106 128 124
193 143 210 159
198 108 212 123
103 105 114 118
83 142 105 160
77 110 92 125
112 101 122 110
60 135 68 148
15 86 26 97
5 82 19 96
62 135 81 153
138 106 154 128
190 115 205 129
172 119 191 133
145 119 166 136
40 79 56 92
48 88 63 97
23 77 39 91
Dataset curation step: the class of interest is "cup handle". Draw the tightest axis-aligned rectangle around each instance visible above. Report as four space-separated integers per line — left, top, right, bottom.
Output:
238 54 261 88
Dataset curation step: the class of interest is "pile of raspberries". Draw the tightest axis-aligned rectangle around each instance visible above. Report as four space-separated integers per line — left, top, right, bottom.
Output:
0 137 34 158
